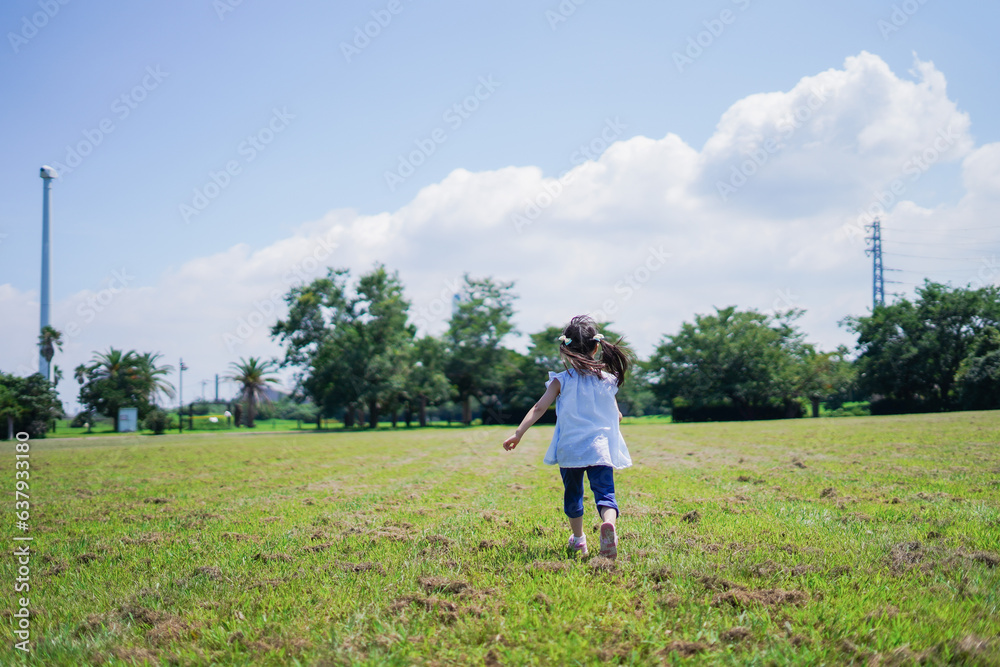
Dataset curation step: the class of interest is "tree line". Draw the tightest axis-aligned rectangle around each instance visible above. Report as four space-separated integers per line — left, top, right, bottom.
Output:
1 266 997 439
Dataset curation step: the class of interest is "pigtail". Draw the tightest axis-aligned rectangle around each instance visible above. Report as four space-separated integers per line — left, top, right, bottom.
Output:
596 337 634 387
557 315 635 387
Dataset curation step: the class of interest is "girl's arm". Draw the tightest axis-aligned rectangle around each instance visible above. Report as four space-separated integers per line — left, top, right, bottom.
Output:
502 379 560 451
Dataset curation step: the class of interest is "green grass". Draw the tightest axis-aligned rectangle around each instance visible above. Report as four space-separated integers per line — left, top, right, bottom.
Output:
3 412 999 665
48 418 339 439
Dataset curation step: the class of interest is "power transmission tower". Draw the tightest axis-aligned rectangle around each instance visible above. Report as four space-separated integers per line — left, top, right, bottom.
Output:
865 217 885 308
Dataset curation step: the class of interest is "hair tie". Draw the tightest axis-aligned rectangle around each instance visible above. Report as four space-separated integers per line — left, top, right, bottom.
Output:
593 334 605 342
557 335 572 345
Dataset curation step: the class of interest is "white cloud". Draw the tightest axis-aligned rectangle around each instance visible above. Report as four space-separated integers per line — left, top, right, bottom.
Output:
3 52 998 413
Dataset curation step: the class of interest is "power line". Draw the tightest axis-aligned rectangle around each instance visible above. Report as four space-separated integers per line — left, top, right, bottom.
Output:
882 225 1000 232
884 252 989 261
887 239 995 247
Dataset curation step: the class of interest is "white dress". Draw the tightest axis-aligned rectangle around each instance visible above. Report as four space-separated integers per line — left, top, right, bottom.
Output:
542 369 632 470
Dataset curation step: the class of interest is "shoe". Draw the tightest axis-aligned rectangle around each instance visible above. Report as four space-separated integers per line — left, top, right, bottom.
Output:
568 533 588 556
599 522 617 559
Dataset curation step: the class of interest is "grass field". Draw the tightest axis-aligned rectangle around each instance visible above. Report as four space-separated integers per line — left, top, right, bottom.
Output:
3 412 999 665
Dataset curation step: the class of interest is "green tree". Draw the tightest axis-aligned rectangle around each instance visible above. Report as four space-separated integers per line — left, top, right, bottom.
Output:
444 275 517 424
794 346 857 417
844 282 1000 412
227 357 279 428
0 373 63 439
134 352 176 407
646 307 808 420
405 336 452 427
0 383 23 440
954 326 1000 410
76 348 145 431
38 325 62 373
352 266 415 427
272 265 415 429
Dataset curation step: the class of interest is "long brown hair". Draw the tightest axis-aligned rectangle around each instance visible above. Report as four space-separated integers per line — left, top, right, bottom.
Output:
557 315 634 387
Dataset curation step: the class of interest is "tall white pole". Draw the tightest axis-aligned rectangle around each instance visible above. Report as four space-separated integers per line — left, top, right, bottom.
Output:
39 166 58 381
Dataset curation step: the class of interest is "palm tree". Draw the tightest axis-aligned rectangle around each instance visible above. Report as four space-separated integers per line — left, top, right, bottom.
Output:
80 348 140 431
134 352 176 407
86 348 137 382
38 326 62 377
227 357 279 428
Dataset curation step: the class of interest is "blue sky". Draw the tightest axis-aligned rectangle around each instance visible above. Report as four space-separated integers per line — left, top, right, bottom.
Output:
2 0 999 409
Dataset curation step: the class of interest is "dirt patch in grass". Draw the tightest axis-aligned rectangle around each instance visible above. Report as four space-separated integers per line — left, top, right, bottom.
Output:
260 516 282 524
334 561 386 575
657 595 680 608
720 626 751 642
117 603 165 626
106 646 161 665
143 497 170 504
236 633 312 656
712 588 809 608
865 605 899 621
388 594 461 623
681 510 701 523
699 575 743 592
304 541 335 553
951 635 997 662
589 557 617 573
251 552 294 563
970 551 999 568
418 576 469 594
120 532 165 545
41 562 67 577
820 487 837 499
647 566 672 582
75 613 122 637
220 532 258 542
192 566 223 580
478 539 501 550
659 640 711 658
886 540 970 574
76 552 98 565
146 614 196 646
344 525 415 542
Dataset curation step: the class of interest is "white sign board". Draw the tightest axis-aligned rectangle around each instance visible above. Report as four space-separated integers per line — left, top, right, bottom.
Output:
118 407 139 432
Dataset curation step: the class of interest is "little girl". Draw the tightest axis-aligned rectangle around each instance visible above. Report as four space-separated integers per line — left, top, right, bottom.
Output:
502 315 634 559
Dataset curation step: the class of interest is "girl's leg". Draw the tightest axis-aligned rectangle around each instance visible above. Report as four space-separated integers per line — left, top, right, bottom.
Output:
587 466 619 524
559 468 586 537
588 467 620 558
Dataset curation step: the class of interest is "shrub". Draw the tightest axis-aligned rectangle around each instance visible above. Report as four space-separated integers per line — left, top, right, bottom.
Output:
70 411 96 428
143 409 173 435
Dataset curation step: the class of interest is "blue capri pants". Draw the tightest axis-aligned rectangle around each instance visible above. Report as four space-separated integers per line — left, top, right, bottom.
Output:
559 465 619 519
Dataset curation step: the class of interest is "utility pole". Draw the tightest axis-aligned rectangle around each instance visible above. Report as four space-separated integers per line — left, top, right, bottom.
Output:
865 217 885 309
215 374 219 403
39 166 58 381
178 359 188 433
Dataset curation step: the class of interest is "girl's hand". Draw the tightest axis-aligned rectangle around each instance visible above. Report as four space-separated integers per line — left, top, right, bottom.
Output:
503 434 520 451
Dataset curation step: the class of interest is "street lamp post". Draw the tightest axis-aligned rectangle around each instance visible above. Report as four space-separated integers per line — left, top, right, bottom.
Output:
39 166 58 381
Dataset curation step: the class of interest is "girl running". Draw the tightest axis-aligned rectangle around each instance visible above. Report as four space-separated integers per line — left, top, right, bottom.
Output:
502 315 634 559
